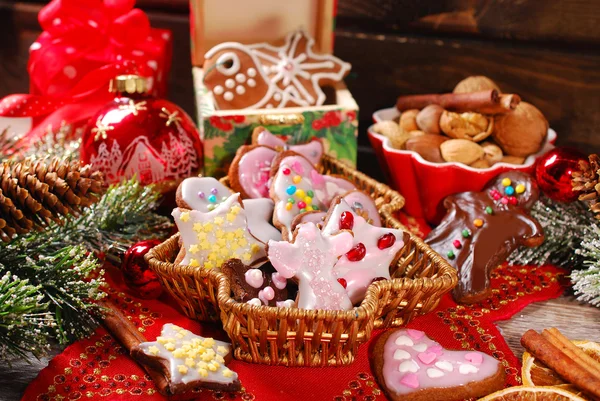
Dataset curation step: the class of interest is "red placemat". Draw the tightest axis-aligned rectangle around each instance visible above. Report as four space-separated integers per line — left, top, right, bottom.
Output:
23 213 568 401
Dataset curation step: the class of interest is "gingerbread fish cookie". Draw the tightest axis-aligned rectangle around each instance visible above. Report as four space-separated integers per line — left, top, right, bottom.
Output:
322 197 405 304
221 259 296 308
267 222 354 310
425 171 544 304
132 324 240 392
372 329 505 401
173 193 266 270
270 151 355 238
177 177 281 243
204 30 351 110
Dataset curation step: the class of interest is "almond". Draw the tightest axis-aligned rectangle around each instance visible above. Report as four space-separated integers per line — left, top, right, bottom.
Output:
372 121 411 149
416 105 444 135
500 155 526 165
440 139 484 165
470 158 491 169
399 109 419 132
405 134 448 163
408 130 426 138
481 142 503 165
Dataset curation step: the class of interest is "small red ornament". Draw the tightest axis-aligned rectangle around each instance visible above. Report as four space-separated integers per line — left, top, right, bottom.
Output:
377 233 396 250
452 239 462 249
535 147 585 202
121 239 163 299
346 243 366 261
339 211 354 230
80 75 202 194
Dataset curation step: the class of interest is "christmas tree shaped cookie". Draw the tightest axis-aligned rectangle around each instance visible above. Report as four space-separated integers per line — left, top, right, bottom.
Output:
173 193 266 270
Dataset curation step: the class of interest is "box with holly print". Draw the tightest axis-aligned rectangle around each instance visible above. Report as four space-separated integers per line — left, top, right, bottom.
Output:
190 0 359 177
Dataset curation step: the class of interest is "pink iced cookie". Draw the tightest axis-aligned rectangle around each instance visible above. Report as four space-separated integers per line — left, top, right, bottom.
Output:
372 329 505 401
270 152 355 238
253 128 324 166
322 198 405 304
267 222 354 310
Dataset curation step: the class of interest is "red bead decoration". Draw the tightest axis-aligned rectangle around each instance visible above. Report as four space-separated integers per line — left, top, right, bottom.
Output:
339 211 354 230
452 240 462 249
282 168 291 175
121 239 163 299
377 233 396 250
81 76 202 196
297 201 307 209
337 278 347 289
535 147 585 202
508 196 518 205
346 243 366 261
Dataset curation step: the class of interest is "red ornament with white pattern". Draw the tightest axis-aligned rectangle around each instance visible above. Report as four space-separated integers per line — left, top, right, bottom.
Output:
80 75 202 194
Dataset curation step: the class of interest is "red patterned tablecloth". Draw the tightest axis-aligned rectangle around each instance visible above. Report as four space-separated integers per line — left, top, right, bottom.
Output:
23 214 567 401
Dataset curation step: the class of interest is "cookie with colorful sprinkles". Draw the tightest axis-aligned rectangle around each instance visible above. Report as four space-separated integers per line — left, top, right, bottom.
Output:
425 171 544 304
371 328 505 401
269 151 355 238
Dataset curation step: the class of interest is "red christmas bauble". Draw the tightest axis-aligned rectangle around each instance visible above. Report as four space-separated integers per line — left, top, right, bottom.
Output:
121 239 163 299
80 76 202 194
535 147 585 202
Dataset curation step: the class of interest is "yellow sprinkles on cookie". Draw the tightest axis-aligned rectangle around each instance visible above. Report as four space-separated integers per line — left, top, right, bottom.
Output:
172 193 266 270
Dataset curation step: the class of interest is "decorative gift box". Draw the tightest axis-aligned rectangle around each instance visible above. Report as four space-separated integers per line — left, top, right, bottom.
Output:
190 0 359 177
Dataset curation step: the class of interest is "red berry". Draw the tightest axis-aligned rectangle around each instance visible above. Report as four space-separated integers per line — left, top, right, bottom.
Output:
339 211 354 230
312 120 324 130
232 115 245 123
346 243 366 261
282 168 291 175
377 233 396 250
222 122 233 131
337 278 347 288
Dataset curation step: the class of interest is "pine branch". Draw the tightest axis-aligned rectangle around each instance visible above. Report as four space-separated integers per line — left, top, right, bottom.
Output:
508 196 592 268
572 225 600 306
0 272 54 360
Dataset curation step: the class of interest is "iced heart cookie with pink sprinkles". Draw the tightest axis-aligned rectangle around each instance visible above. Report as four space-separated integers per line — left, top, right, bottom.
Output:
267 222 354 310
173 193 267 270
372 329 505 401
322 197 406 304
270 151 355 238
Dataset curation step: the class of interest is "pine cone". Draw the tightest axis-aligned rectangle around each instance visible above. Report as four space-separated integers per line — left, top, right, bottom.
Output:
572 154 600 218
0 158 105 242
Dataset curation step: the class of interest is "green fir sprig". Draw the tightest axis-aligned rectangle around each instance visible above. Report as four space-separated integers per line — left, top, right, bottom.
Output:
572 225 600 306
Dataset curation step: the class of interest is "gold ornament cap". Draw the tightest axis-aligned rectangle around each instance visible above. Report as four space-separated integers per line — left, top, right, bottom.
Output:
110 75 149 95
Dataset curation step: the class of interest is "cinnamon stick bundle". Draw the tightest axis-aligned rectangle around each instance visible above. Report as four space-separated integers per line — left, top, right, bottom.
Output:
521 329 600 398
396 90 520 114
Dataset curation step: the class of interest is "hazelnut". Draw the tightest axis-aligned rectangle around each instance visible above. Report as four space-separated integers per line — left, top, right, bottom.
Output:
481 142 503 165
493 102 548 157
408 130 426 138
416 105 444 135
440 139 485 165
453 76 501 94
440 111 493 142
399 109 419 132
405 134 448 163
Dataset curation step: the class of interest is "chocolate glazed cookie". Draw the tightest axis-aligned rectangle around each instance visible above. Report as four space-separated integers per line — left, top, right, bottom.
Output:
425 171 544 304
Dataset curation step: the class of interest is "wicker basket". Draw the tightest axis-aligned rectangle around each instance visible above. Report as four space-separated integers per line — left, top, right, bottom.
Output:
146 154 457 365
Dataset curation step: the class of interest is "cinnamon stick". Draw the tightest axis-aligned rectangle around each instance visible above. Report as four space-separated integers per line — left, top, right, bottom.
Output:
521 329 600 398
395 90 521 114
99 301 171 395
543 328 600 381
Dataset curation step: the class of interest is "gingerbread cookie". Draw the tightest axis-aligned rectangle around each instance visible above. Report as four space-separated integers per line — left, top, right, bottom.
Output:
267 222 354 310
270 151 355 238
221 258 296 307
228 145 279 199
176 177 281 243
204 30 351 110
172 193 267 270
132 324 241 393
425 171 544 304
252 127 324 166
372 329 505 401
322 197 405 304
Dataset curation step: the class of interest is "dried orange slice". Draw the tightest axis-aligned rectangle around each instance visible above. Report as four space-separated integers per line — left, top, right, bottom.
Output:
522 340 600 390
478 386 588 400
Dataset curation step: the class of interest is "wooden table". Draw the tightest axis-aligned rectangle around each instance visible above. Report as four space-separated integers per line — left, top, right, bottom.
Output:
3 295 599 401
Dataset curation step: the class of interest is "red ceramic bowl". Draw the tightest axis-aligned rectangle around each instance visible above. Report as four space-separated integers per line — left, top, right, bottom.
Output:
368 107 557 224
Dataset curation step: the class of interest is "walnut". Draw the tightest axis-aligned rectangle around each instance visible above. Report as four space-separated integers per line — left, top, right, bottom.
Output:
493 102 548 157
440 111 493 142
453 76 501 94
